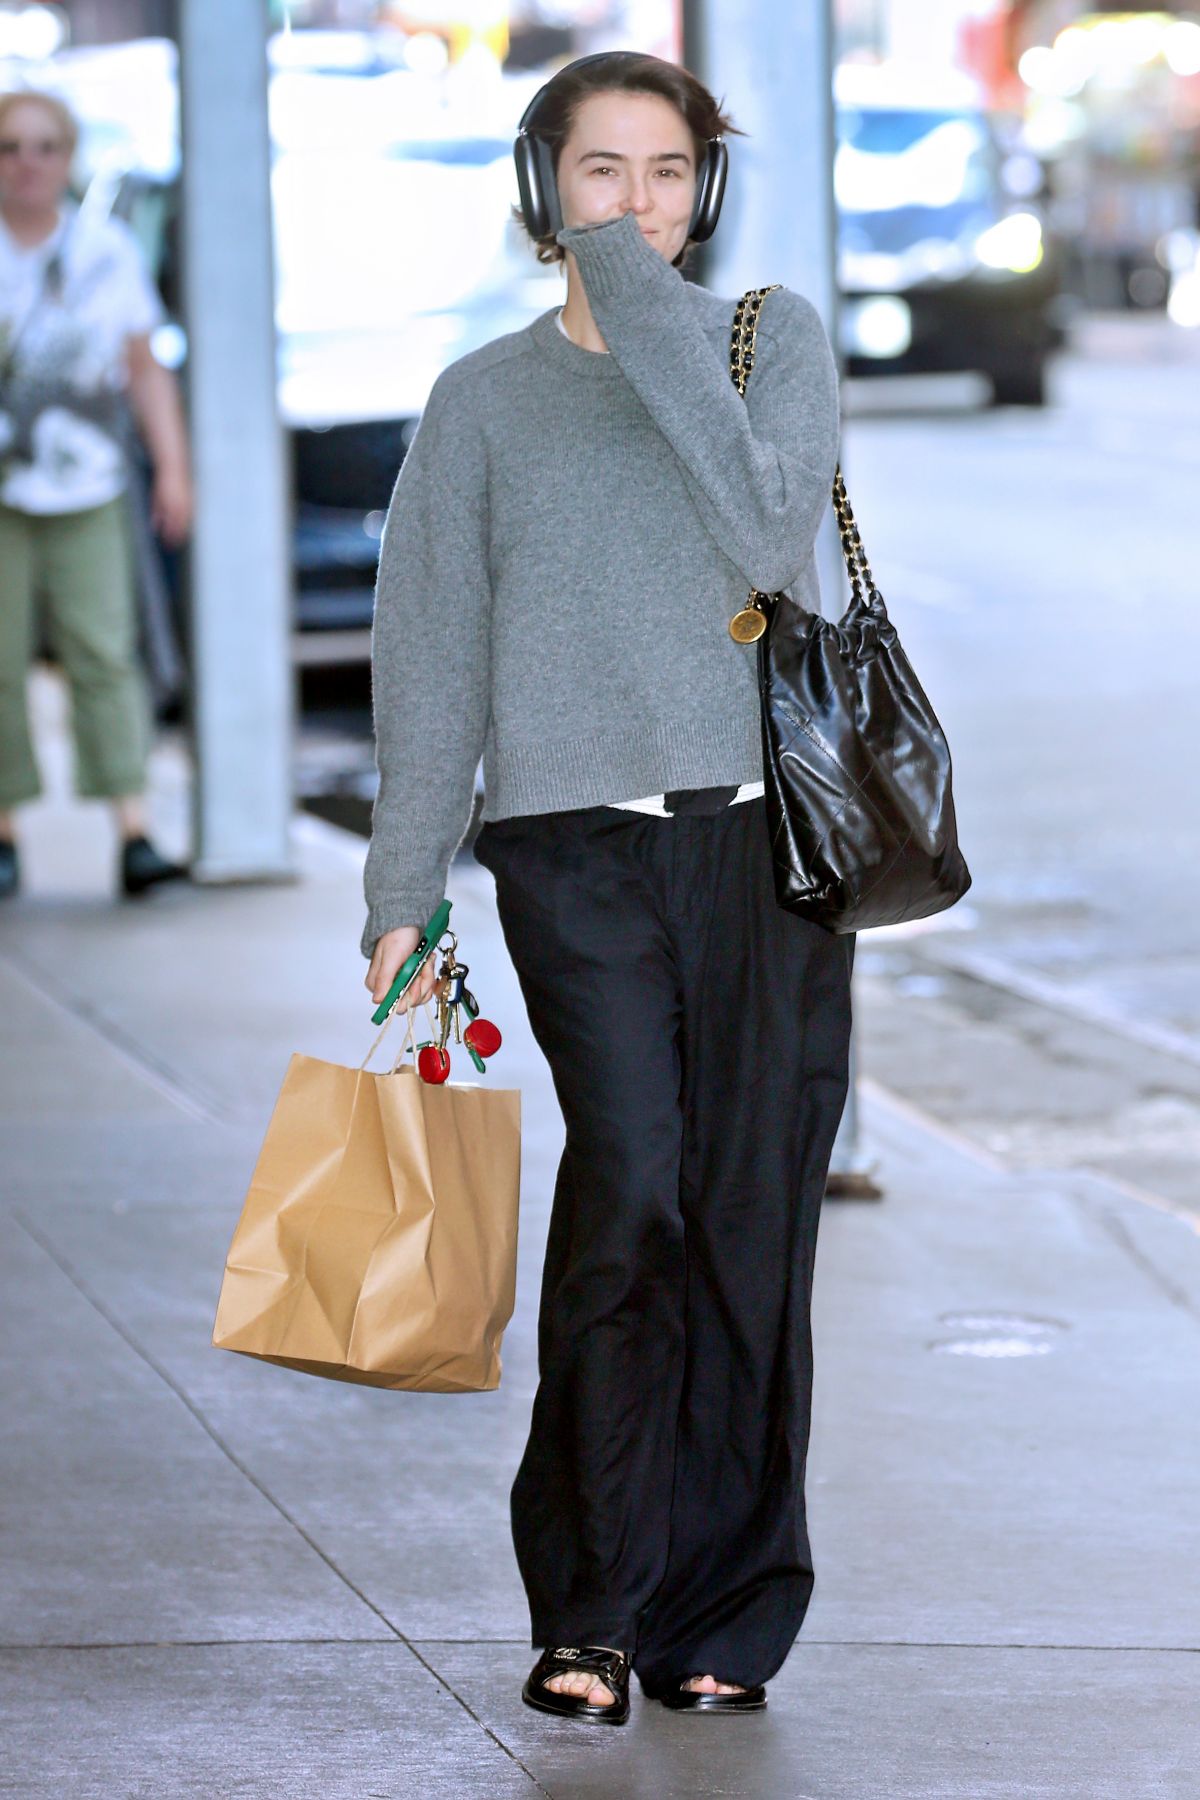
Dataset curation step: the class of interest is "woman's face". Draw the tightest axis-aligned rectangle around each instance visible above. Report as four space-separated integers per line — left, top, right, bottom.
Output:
555 89 697 265
0 101 73 212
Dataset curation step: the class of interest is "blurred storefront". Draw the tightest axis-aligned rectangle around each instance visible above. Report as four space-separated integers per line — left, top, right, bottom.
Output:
837 0 1200 314
261 0 679 64
1011 7 1200 311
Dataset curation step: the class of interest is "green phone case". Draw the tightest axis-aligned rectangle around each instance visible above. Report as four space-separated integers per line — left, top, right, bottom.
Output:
370 899 452 1025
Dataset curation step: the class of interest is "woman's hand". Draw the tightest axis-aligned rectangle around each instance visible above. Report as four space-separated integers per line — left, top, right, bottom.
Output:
150 462 194 546
125 336 194 545
365 924 441 1010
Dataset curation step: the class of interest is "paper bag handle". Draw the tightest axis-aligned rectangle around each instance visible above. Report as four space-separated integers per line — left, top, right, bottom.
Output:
359 999 439 1075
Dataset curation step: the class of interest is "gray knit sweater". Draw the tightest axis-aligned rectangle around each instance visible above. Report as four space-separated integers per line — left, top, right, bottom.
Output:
361 205 840 957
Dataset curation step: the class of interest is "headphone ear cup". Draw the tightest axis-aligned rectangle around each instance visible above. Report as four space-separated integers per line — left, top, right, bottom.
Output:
514 133 544 239
688 138 728 244
534 135 563 237
514 132 563 241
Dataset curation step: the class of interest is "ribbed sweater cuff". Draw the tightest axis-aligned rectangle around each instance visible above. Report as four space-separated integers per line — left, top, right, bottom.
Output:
555 207 675 304
360 889 447 960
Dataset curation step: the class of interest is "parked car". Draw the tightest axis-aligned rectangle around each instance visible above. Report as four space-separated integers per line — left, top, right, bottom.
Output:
835 64 1063 405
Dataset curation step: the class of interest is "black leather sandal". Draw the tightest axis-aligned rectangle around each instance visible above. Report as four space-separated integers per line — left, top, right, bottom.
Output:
522 1645 632 1725
660 1678 767 1712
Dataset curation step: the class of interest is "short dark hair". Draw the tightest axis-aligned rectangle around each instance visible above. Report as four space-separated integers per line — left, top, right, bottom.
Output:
511 52 744 274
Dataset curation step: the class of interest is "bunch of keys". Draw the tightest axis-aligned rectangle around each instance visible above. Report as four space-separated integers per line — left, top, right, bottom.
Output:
414 936 503 1084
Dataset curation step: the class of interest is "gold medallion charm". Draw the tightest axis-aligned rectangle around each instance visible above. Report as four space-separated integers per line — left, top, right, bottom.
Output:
729 600 768 643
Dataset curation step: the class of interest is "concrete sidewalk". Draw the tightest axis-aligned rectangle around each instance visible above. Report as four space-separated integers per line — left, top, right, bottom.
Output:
2 707 1198 1799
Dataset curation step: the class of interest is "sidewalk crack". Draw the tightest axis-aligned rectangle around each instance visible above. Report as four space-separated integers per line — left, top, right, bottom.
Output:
1076 1194 1200 1321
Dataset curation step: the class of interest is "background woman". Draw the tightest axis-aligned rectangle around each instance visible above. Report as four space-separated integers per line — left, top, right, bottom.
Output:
0 88 192 901
362 51 854 1725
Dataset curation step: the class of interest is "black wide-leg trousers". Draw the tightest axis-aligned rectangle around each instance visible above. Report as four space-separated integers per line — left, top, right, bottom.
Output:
473 794 854 1696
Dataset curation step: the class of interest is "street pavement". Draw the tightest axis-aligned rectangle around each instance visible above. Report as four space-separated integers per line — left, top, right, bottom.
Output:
2 668 1198 1798
840 312 1200 1215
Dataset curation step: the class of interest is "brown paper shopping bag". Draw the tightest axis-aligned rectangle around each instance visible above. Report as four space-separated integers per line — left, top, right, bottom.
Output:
212 1014 521 1392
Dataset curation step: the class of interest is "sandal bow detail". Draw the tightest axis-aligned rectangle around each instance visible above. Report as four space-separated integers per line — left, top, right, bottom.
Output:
522 1645 632 1725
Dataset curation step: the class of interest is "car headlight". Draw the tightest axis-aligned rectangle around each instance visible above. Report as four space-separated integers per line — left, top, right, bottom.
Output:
974 213 1044 274
1168 271 1200 329
844 295 913 359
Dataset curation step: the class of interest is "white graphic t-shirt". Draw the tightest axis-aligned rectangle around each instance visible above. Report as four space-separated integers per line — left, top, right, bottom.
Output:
0 199 166 515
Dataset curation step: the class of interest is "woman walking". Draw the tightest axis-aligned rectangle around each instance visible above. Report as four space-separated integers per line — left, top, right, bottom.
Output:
362 51 854 1723
0 88 192 901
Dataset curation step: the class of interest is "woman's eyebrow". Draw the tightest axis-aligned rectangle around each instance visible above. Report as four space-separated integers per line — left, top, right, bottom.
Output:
577 149 691 163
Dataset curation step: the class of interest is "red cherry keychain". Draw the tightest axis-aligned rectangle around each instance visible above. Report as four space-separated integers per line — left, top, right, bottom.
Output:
463 1017 502 1059
402 936 502 1082
416 1042 451 1084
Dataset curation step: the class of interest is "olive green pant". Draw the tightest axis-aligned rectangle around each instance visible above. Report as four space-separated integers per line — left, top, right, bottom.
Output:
0 497 151 810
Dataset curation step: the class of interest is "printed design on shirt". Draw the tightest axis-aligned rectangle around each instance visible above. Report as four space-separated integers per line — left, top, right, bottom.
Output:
0 312 124 476
0 215 160 513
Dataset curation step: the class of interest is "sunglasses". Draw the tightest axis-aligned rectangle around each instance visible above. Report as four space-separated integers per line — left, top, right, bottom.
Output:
0 138 67 158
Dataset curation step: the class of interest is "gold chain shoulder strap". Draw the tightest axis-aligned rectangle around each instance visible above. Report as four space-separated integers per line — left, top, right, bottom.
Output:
727 286 878 643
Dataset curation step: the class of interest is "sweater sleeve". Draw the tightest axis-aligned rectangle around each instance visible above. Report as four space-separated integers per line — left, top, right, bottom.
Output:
556 207 840 595
360 367 490 960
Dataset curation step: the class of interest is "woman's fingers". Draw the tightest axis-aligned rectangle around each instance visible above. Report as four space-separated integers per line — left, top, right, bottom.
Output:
367 945 393 1001
372 955 406 1004
367 925 423 1005
407 960 439 1007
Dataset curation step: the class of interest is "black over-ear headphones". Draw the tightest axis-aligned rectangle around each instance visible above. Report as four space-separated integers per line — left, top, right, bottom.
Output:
513 50 728 244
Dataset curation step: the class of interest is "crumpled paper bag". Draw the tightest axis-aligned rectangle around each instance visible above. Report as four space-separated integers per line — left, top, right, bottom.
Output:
212 1052 520 1392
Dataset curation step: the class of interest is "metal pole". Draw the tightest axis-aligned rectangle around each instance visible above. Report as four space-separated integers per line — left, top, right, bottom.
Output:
177 0 295 881
683 0 879 1193
683 0 844 619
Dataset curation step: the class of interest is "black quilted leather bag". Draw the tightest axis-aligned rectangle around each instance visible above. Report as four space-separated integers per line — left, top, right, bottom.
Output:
728 286 972 933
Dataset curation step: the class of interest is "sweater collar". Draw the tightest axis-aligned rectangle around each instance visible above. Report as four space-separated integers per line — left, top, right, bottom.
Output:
529 303 629 382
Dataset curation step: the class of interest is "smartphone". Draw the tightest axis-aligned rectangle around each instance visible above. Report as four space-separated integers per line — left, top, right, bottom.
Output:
370 899 452 1025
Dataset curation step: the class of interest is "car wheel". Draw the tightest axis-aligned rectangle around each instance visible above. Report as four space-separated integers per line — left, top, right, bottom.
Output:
988 363 1047 408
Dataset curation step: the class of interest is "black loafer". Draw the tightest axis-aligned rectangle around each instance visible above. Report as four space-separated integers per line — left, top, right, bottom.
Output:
660 1679 767 1713
0 840 17 900
120 834 190 898
522 1646 631 1725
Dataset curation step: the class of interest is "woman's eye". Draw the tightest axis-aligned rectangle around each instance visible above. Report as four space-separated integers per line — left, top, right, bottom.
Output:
587 165 681 177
